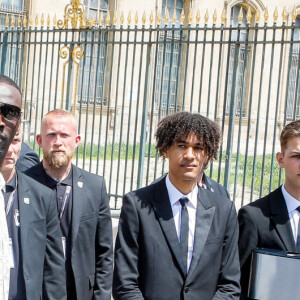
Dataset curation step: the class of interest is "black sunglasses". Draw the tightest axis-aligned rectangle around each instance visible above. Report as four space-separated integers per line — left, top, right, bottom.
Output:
0 103 22 121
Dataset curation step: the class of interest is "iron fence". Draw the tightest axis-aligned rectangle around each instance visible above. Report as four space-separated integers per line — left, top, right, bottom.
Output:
0 6 299 211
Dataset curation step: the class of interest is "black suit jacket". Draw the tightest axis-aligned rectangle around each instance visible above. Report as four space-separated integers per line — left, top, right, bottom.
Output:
238 187 295 299
16 170 66 299
26 163 113 300
16 142 39 172
202 173 230 198
113 177 240 300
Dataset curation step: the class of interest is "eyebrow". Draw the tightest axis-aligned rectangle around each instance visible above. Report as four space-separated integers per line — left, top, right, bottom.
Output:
177 140 203 146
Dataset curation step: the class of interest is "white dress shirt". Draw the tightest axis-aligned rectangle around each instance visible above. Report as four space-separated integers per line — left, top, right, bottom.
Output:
281 184 300 243
165 174 198 272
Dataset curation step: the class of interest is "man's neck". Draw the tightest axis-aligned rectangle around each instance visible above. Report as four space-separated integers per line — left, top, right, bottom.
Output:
1 168 16 183
42 160 72 182
168 175 197 195
284 182 300 202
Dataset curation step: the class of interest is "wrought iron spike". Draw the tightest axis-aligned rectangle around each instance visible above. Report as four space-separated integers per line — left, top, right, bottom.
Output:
47 15 51 27
282 7 288 23
291 7 297 23
5 14 9 27
120 11 124 25
188 10 193 25
196 9 200 24
204 10 209 24
142 11 146 25
99 11 104 26
157 11 162 25
246 7 252 24
180 9 184 25
17 15 21 27
172 8 177 25
135 11 138 25
23 15 27 27
213 9 217 24
238 6 243 24
264 7 269 23
35 14 39 26
165 8 169 24
53 14 57 27
11 15 15 27
41 14 45 26
127 11 132 25
29 16 33 27
106 11 111 26
221 8 226 24
113 12 117 25
150 11 154 25
255 10 260 24
273 7 278 22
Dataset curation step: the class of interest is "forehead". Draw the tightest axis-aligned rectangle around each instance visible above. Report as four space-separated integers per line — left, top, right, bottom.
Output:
284 136 300 151
176 134 202 144
42 115 77 133
0 83 22 108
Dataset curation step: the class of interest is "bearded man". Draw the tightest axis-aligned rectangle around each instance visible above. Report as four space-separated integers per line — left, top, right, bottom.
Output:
26 109 113 300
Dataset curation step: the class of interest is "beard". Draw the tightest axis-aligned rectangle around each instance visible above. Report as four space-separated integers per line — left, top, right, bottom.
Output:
43 148 73 169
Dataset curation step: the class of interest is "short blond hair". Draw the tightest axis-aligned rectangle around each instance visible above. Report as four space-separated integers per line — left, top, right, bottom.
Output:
42 109 78 133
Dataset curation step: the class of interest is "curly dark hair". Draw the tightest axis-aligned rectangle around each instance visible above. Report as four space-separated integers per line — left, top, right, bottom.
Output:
155 112 221 162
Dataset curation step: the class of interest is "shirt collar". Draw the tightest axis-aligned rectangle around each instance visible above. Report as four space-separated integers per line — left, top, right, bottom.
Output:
281 184 300 213
43 166 73 188
165 174 198 209
3 172 17 193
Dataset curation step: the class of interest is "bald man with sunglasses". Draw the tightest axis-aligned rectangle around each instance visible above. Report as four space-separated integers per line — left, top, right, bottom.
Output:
0 75 66 300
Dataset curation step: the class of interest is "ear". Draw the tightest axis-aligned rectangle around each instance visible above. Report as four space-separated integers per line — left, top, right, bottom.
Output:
36 134 42 147
276 152 284 168
75 135 81 148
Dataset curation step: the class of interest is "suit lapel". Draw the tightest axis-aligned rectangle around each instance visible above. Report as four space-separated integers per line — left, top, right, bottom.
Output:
151 179 186 276
18 172 32 261
187 188 215 278
71 165 84 248
270 188 296 252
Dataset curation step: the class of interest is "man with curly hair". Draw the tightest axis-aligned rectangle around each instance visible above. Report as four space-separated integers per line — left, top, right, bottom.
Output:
113 112 240 300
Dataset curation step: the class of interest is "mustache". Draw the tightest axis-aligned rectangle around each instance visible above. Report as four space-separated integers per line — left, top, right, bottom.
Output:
50 147 66 153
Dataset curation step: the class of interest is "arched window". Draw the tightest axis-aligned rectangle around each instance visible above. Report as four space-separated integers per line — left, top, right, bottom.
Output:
226 4 249 116
154 0 184 114
77 0 109 106
286 17 300 120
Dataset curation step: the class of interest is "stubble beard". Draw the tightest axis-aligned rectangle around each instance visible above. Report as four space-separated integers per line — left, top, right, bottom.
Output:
43 149 73 169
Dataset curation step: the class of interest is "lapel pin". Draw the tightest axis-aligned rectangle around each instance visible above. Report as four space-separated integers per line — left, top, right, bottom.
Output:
77 181 83 188
24 197 30 205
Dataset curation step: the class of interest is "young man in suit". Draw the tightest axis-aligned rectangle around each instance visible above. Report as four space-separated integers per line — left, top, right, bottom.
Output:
0 76 66 299
238 120 300 299
26 109 113 300
113 112 240 300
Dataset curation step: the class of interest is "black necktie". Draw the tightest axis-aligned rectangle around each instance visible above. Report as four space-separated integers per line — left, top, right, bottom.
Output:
179 197 189 275
296 206 300 252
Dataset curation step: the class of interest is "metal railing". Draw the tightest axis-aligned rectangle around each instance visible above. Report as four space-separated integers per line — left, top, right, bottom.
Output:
0 3 299 210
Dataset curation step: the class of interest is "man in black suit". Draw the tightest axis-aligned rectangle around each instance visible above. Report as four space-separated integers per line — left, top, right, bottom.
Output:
113 112 240 300
0 76 66 299
26 109 113 300
238 120 300 299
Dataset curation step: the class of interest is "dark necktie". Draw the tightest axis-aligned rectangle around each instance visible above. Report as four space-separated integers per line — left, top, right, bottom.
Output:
179 197 189 275
297 206 300 252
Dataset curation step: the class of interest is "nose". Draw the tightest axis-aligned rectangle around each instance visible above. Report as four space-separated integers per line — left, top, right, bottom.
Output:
184 147 195 160
54 135 62 146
